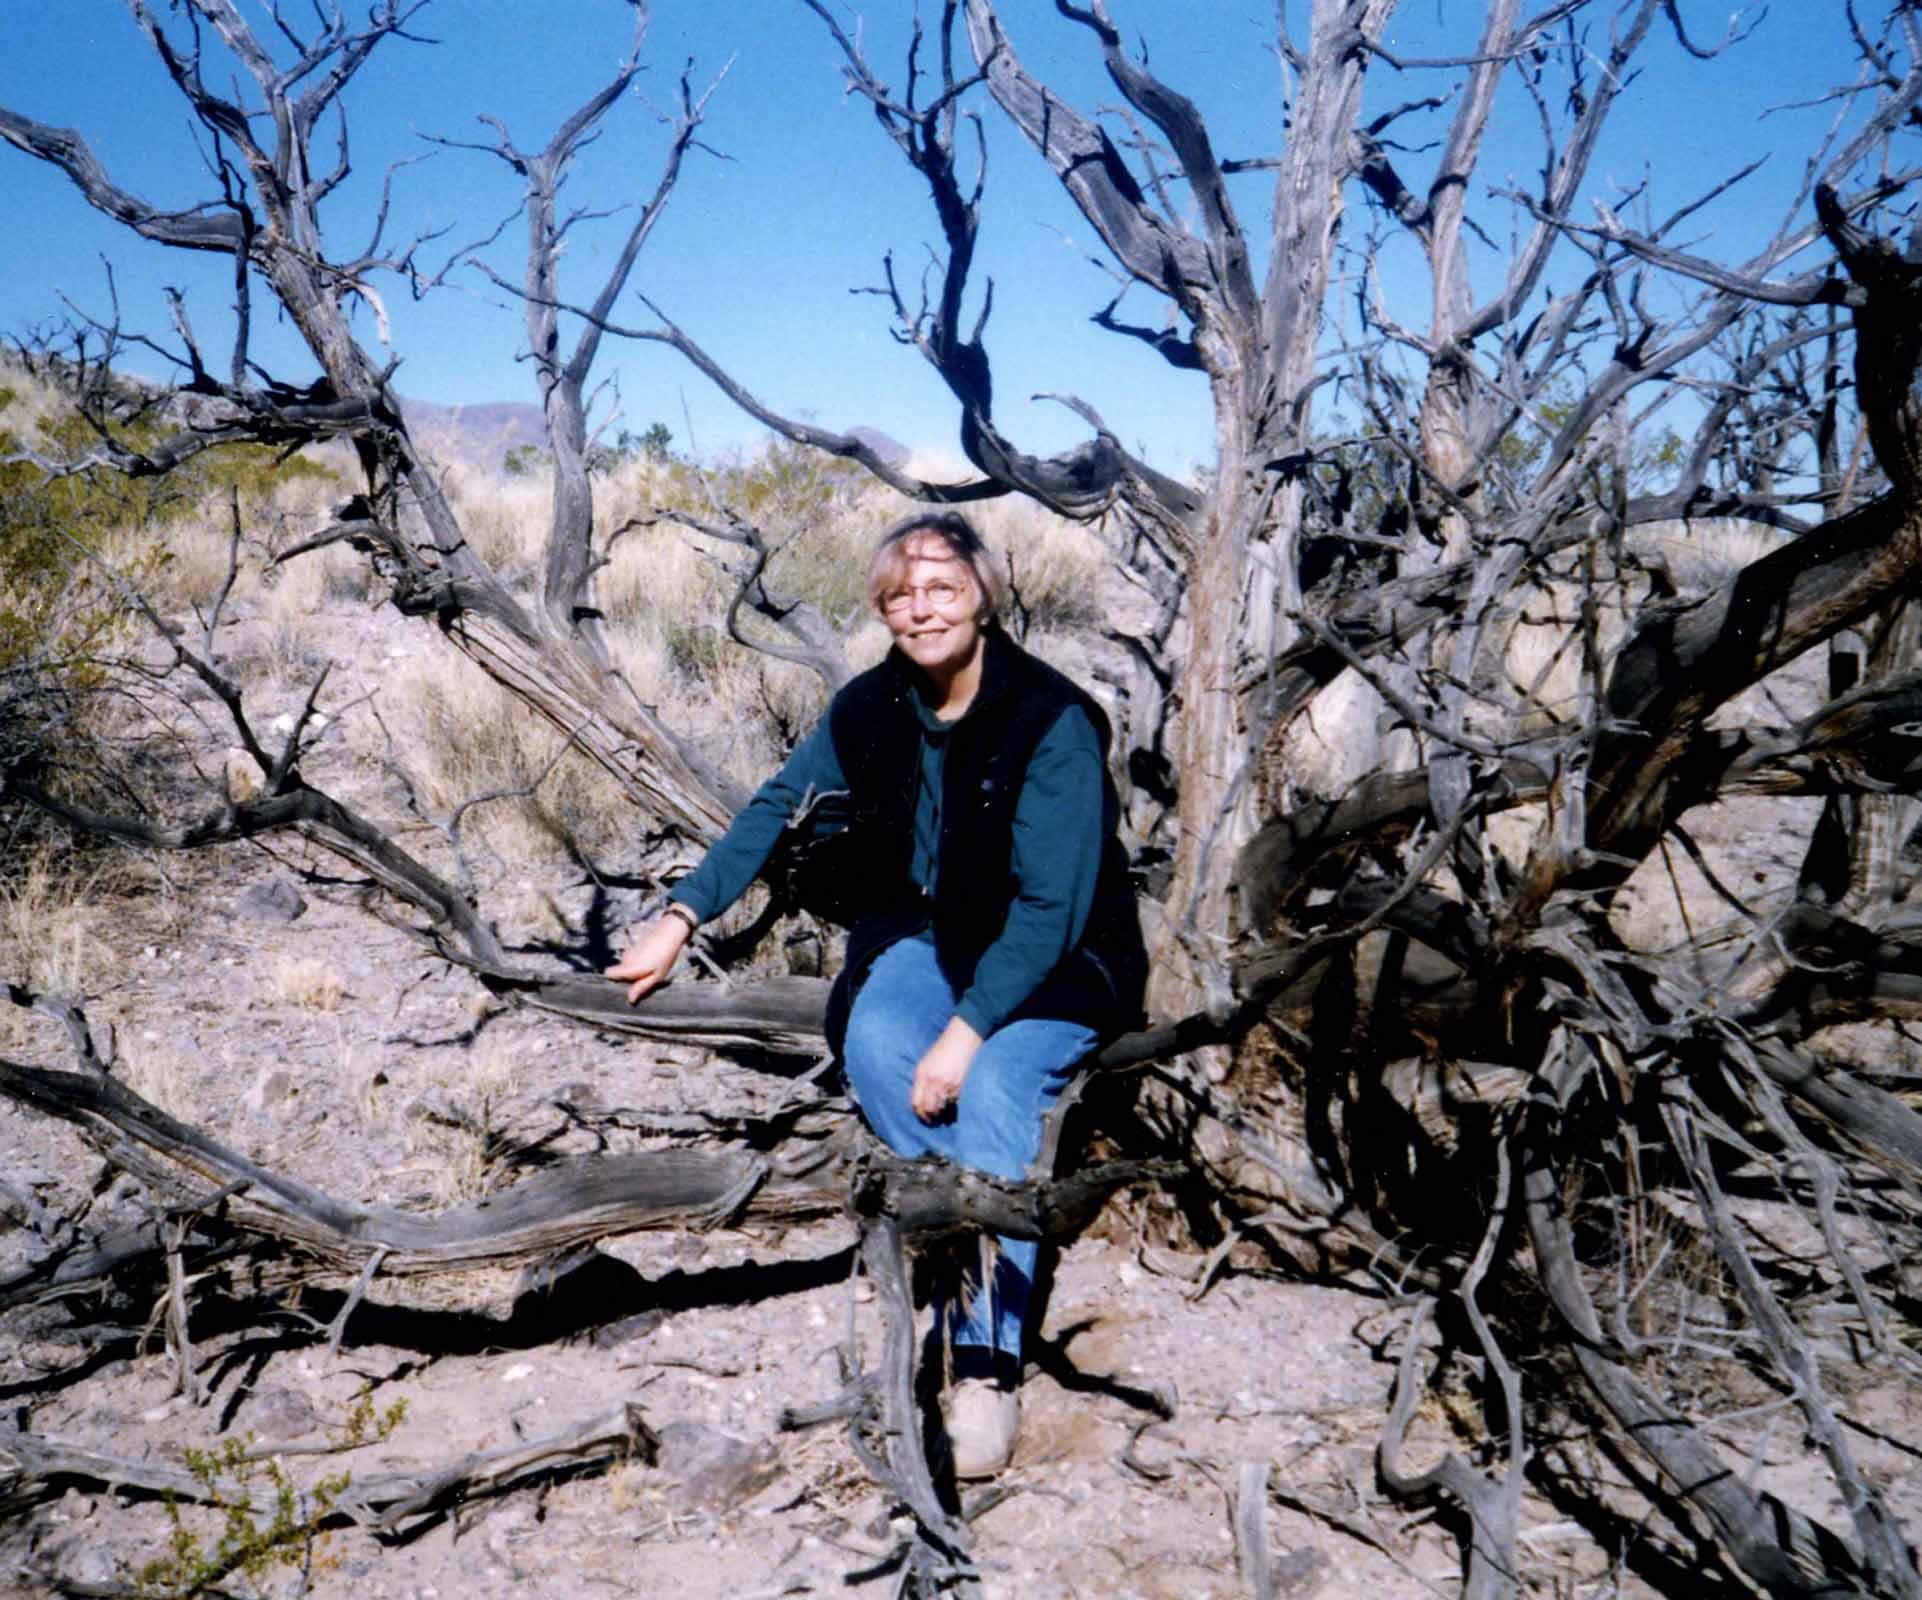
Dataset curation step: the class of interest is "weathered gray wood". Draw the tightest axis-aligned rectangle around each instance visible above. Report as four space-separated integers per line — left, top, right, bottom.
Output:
1521 1075 1874 1600
853 1213 976 1581
0 1057 833 1276
0 1049 1174 1297
0 1403 658 1535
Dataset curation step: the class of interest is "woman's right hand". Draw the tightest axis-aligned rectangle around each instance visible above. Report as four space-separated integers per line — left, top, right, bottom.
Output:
605 914 693 1004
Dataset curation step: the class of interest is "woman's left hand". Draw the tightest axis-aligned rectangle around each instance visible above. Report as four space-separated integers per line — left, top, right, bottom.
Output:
911 1017 984 1122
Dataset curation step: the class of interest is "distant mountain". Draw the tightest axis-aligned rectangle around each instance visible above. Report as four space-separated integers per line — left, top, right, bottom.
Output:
401 397 548 467
848 426 910 467
401 395 911 472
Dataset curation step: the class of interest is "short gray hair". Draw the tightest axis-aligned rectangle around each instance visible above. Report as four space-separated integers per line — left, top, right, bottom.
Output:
866 511 1008 619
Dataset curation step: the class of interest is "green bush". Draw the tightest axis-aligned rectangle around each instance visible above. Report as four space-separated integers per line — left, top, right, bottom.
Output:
0 368 338 861
1 378 336 673
134 1391 406 1597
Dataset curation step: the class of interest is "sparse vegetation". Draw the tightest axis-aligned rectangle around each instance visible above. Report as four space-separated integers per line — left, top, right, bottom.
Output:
0 350 343 886
0 857 111 1000
137 1437 350 1599
133 1392 406 1599
265 956 348 1014
5 6 1922 1599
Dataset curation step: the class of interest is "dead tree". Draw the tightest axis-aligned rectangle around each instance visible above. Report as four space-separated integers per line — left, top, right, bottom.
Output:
0 0 742 841
9 3 1922 1595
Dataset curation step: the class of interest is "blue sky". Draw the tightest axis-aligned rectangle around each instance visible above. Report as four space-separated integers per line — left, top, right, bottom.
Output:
0 2 1879 477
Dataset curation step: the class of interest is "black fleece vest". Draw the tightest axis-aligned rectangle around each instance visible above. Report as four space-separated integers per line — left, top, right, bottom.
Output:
821 627 1146 1053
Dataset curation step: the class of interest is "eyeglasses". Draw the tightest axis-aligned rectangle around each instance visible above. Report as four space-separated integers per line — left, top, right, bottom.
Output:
880 578 973 614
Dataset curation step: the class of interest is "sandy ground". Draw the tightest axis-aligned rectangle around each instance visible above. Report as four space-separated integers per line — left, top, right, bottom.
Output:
0 874 1458 1600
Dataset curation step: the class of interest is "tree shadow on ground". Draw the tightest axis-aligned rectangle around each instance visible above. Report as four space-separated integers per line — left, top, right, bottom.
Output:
15 1244 860 1406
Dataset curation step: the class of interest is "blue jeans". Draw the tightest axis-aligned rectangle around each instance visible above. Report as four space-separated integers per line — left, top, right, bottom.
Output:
842 934 1096 1361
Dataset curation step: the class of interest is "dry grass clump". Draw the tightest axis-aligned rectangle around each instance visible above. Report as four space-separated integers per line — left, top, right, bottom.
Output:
125 469 351 620
586 460 842 791
368 660 555 855
137 519 243 614
443 468 551 580
597 519 723 644
0 855 120 1059
94 450 347 622
244 533 375 689
364 648 640 870
264 954 348 1012
392 1040 522 1209
0 856 116 1002
118 1035 200 1120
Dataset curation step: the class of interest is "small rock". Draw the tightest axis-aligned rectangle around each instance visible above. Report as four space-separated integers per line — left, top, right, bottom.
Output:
589 1310 665 1350
554 1080 603 1114
249 1069 298 1112
236 878 308 924
248 1386 322 1440
42 1534 119 1591
650 1421 779 1513
1273 1545 1330 1597
784 929 824 976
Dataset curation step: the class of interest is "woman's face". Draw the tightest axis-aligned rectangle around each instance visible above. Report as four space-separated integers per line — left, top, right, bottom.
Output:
879 536 984 682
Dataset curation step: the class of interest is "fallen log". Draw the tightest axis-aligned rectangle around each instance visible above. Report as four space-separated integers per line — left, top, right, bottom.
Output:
0 1401 658 1536
0 1054 1175 1301
0 1215 241 1312
0 1056 837 1279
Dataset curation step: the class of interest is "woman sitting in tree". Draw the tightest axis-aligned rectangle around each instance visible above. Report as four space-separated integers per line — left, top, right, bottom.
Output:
608 510 1145 1477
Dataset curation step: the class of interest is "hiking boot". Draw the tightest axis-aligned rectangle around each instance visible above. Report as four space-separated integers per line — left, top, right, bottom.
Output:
944 1378 1020 1478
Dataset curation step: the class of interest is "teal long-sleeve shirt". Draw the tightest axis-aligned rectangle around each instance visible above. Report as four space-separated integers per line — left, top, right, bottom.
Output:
669 697 1106 1037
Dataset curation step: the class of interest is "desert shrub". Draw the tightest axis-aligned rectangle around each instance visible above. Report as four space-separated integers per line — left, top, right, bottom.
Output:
0 378 165 869
502 442 548 477
0 380 144 677
134 1392 406 1598
0 356 341 885
1 374 337 626
363 649 645 877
